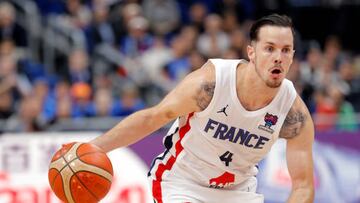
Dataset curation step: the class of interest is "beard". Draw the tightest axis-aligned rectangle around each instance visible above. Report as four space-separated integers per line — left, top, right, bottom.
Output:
254 63 282 88
264 79 282 88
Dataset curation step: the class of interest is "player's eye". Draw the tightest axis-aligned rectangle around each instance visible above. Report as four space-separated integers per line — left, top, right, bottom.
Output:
265 46 274 52
282 48 291 54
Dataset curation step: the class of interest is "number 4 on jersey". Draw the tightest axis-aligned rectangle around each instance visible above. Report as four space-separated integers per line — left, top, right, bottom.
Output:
219 151 233 166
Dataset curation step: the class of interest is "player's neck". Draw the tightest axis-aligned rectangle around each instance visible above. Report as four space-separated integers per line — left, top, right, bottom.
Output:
236 63 280 111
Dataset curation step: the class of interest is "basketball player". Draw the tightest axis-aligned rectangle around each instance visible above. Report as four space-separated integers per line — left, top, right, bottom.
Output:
90 14 314 203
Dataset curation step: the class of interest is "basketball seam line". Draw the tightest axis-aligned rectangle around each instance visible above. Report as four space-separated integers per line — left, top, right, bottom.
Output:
50 146 112 202
50 156 69 190
50 151 109 187
51 153 101 202
66 156 101 202
52 151 109 174
76 169 112 183
77 151 113 173
50 155 77 189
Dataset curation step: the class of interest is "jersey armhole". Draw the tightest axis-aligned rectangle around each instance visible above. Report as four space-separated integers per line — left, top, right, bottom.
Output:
285 80 298 114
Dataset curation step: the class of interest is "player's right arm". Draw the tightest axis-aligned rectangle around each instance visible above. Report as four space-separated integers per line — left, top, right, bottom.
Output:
279 95 315 203
90 61 215 153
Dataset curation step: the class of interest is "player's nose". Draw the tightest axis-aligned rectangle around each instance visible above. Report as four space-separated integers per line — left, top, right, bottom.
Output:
274 50 282 64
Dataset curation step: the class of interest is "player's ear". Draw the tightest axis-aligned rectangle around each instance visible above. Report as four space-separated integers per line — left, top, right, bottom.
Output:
247 44 255 63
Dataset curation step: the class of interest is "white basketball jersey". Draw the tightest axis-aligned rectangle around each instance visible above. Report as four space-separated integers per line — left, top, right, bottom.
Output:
149 59 297 193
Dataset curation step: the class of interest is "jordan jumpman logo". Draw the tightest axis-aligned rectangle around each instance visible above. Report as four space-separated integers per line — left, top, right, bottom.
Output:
217 105 229 116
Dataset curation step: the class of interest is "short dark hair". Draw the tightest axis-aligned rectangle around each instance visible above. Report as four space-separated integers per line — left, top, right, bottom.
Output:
249 14 295 42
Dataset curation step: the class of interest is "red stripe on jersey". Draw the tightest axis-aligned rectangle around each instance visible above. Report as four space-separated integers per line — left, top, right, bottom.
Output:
152 113 194 203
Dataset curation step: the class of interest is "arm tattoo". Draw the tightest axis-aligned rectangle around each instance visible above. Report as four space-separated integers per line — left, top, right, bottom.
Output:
279 107 307 139
194 82 215 111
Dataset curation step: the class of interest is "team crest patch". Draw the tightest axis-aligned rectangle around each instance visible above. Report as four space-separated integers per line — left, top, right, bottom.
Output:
258 113 278 134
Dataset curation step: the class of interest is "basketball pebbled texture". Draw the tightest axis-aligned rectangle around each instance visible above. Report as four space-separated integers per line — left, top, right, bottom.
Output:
48 142 113 203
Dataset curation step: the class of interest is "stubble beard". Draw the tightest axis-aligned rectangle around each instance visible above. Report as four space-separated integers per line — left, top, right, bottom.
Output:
254 62 282 88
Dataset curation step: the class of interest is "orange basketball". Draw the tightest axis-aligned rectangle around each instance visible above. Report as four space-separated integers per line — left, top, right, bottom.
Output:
48 142 113 203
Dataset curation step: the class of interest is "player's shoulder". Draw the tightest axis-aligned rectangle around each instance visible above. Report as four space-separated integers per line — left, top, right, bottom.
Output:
195 58 241 79
201 59 216 72
279 94 313 139
287 94 312 122
189 59 215 82
291 94 310 113
180 60 216 111
192 58 247 84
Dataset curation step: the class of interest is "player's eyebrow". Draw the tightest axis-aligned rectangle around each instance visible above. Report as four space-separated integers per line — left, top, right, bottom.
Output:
264 41 293 48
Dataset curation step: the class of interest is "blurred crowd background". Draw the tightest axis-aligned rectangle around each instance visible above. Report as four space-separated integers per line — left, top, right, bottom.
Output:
0 0 360 133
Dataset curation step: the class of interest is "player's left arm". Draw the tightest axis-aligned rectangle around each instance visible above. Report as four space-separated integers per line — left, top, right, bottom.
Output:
279 95 315 203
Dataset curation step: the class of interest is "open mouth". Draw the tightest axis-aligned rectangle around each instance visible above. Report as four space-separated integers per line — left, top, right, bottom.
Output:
271 69 281 74
270 68 283 79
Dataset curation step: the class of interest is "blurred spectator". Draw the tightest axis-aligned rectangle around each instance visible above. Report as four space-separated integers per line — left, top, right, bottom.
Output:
65 49 92 84
178 25 199 51
93 73 113 90
110 3 142 44
299 42 324 113
197 14 230 58
314 88 338 131
41 80 70 124
135 37 172 104
0 2 27 47
188 2 207 33
140 37 172 85
56 96 72 119
0 39 16 58
86 4 115 53
214 0 255 24
120 16 153 57
32 78 49 101
323 35 344 70
139 26 198 95
63 0 92 30
0 40 39 82
31 78 53 127
113 84 145 116
92 0 112 8
18 60 47 84
56 80 71 98
6 96 42 132
229 28 248 59
0 89 13 119
142 0 180 36
330 86 358 132
317 58 349 95
0 56 31 102
286 58 303 93
163 35 191 85
19 96 43 131
314 84 358 132
222 12 239 33
339 59 360 112
91 87 114 117
189 50 206 72
222 48 240 59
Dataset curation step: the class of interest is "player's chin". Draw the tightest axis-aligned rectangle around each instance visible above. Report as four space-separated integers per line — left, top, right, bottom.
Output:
265 79 282 88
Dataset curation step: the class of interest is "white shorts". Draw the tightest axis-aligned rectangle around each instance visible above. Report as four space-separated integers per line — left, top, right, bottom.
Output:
148 175 264 203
